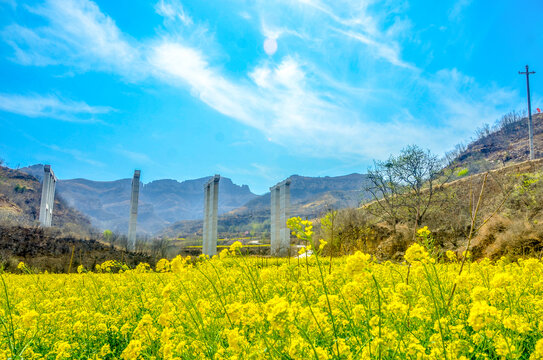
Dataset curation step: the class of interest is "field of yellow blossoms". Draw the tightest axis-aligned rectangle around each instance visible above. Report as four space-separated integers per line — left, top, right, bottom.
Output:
2 218 543 359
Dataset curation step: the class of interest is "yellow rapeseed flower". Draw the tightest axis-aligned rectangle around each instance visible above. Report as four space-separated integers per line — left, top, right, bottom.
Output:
404 243 430 263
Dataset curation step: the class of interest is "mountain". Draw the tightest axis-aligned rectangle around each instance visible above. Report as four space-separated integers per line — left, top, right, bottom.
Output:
231 173 371 214
0 165 92 235
160 173 372 237
20 165 258 234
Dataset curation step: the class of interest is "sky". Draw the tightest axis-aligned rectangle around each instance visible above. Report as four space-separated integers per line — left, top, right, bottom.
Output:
0 0 541 194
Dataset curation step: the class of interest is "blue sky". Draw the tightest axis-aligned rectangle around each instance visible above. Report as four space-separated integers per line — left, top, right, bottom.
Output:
0 0 541 194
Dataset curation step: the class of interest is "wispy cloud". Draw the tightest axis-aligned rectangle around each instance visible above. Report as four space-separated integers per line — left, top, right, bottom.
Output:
0 0 16 9
333 28 415 69
115 146 154 165
149 42 373 155
427 69 519 131
1 0 522 162
449 0 472 21
48 144 106 167
257 0 412 68
0 93 113 123
16 131 106 167
217 162 279 183
155 0 193 26
3 0 143 78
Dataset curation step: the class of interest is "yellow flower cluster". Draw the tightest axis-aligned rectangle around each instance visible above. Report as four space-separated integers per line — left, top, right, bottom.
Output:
404 242 431 263
2 226 543 359
417 226 431 238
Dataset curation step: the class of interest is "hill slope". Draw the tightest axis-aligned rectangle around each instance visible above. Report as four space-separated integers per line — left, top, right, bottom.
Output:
0 165 92 235
0 225 153 272
452 112 543 172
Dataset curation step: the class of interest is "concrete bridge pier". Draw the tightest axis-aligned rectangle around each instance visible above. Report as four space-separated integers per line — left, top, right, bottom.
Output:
270 179 291 256
128 170 141 252
39 165 57 227
203 175 220 257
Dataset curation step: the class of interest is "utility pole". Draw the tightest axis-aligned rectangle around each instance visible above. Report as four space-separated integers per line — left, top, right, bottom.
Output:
519 65 536 160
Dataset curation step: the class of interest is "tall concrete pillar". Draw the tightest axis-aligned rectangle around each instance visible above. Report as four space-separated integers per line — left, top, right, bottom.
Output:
270 187 277 254
270 179 291 256
203 184 210 254
39 165 57 227
128 170 141 252
202 175 220 257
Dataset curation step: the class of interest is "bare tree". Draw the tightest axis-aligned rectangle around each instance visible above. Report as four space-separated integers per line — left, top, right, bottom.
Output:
445 143 467 166
475 123 492 140
365 145 448 235
365 159 404 231
152 238 176 259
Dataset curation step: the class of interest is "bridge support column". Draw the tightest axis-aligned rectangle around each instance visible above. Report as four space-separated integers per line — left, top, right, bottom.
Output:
39 165 57 227
203 175 220 257
270 179 291 256
128 170 141 252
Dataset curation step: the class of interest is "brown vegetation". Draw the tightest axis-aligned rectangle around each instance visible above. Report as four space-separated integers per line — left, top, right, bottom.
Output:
315 158 543 261
0 225 154 273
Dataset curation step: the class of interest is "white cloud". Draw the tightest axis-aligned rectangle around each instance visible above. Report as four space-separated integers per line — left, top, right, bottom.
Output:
294 0 379 35
155 0 193 26
427 69 519 131
260 21 305 41
149 42 375 155
3 0 142 77
261 0 411 69
0 93 113 123
333 28 415 69
1 0 522 162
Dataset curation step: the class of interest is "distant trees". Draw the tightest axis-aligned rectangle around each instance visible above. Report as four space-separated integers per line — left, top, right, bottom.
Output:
475 123 492 140
445 143 467 166
442 109 529 168
151 237 176 259
474 110 527 142
365 145 447 235
495 110 526 134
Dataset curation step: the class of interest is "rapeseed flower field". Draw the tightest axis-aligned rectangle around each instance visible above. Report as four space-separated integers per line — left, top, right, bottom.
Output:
2 218 543 359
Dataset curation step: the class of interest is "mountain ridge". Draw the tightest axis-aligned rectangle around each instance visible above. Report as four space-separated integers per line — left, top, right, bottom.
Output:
19 165 373 237
20 165 258 234
159 173 372 237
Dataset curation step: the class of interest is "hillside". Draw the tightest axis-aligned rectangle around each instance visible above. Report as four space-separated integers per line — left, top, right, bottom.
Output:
304 113 543 260
0 225 152 272
160 173 372 237
21 165 258 234
0 165 92 236
452 112 543 172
